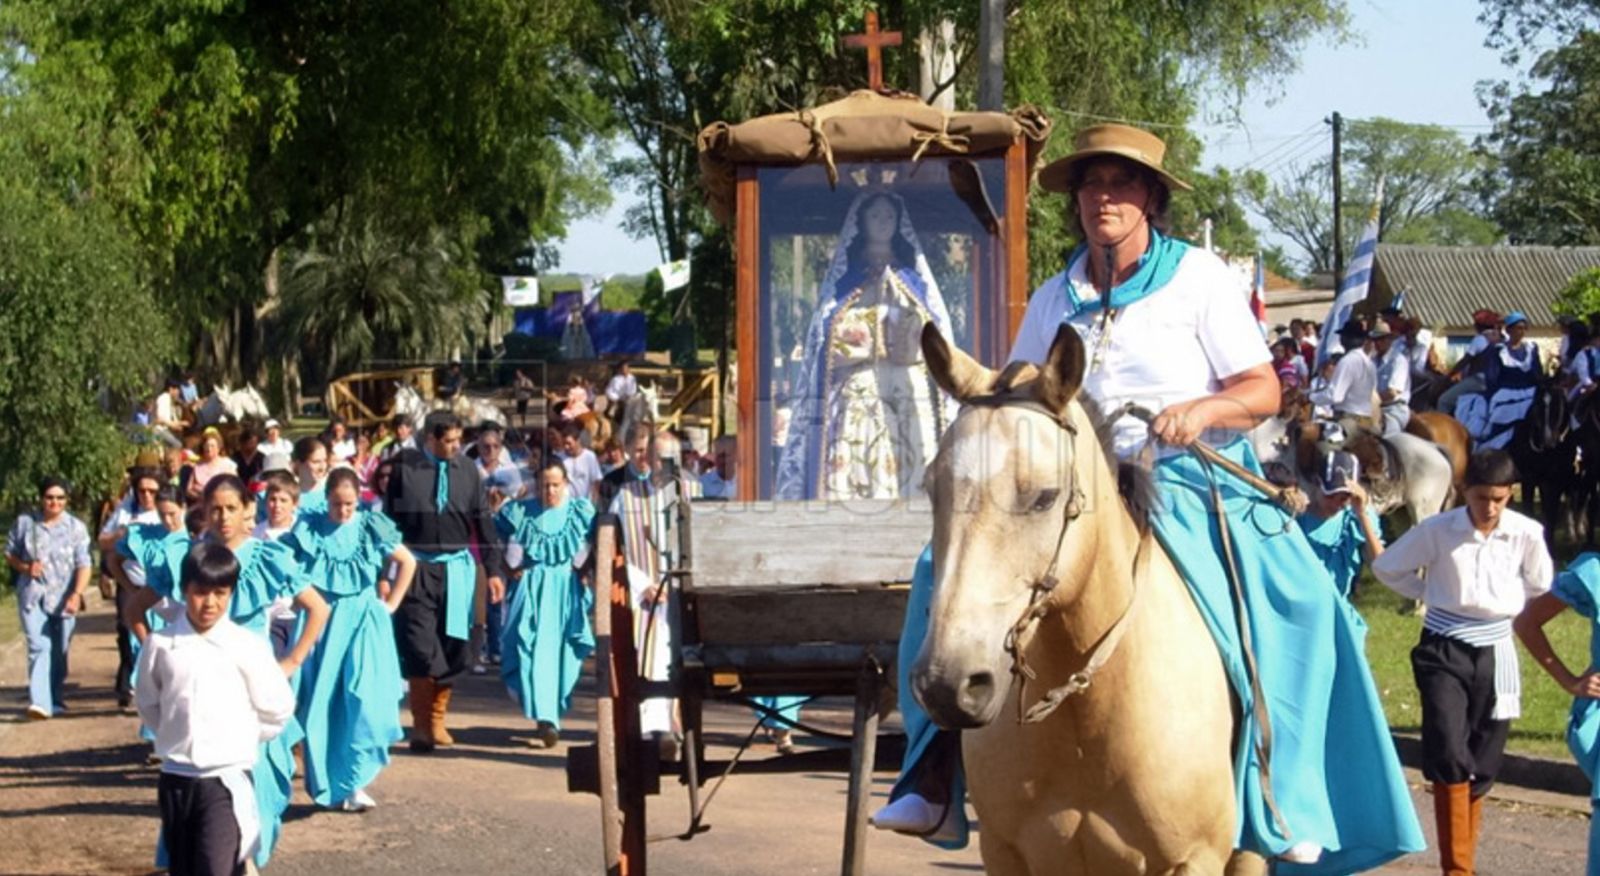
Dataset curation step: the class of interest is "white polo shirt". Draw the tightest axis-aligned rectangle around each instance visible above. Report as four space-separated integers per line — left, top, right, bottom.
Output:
1010 247 1270 459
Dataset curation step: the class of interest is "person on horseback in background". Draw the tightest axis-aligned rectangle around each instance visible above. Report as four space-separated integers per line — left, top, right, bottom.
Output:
1567 314 1600 404
1437 309 1504 415
1309 320 1379 436
874 122 1424 872
1372 325 1412 434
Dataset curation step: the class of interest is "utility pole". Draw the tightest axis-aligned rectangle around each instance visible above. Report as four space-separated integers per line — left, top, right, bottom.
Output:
1329 111 1343 287
977 0 1004 110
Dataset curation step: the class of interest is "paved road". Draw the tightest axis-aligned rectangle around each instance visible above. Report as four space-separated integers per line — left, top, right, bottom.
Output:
0 601 1590 875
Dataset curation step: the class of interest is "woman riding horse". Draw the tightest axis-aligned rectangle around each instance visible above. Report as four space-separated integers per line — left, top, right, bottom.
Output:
876 124 1423 874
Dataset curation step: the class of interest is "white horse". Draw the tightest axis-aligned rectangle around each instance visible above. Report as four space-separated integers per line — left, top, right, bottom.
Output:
1249 416 1453 524
392 381 507 431
616 383 661 441
197 384 271 426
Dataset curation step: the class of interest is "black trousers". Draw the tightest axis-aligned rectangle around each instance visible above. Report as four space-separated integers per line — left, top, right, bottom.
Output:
157 773 244 876
1412 630 1510 797
394 562 470 683
113 583 137 700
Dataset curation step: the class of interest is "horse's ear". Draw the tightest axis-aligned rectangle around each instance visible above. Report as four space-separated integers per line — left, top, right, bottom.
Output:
922 323 994 401
1037 325 1086 414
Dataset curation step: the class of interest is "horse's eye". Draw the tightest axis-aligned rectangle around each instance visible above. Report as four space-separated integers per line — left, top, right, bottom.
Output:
1030 488 1060 513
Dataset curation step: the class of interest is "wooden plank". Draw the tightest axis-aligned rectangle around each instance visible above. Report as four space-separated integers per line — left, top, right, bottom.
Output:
693 589 909 645
734 167 761 501
1005 138 1030 347
685 500 929 589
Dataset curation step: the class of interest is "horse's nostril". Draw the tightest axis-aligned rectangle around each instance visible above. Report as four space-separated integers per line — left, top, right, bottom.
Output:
961 671 995 710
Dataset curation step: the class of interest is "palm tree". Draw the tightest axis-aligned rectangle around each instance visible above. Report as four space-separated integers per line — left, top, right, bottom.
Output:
273 206 495 382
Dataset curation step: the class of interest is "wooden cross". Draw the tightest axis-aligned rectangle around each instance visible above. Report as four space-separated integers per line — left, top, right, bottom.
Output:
843 11 902 92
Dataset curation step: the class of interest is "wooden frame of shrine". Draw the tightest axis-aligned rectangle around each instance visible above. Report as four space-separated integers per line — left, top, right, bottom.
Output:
698 91 1051 501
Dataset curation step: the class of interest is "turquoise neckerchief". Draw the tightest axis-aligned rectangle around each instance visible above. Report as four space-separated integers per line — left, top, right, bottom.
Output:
1063 229 1191 316
425 451 449 511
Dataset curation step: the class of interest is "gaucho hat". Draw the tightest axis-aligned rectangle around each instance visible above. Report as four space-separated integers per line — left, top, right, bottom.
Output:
1039 124 1193 194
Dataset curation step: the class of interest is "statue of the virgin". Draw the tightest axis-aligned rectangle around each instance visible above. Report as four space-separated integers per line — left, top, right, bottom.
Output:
774 189 954 500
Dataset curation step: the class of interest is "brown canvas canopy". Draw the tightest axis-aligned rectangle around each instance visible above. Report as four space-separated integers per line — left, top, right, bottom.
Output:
697 90 1051 224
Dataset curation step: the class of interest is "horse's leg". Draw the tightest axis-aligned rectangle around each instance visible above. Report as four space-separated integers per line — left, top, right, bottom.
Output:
977 830 1032 876
1221 850 1268 876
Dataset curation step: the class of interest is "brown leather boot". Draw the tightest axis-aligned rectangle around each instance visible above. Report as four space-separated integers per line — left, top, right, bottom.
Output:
1433 781 1474 875
431 683 455 747
1468 792 1485 846
408 677 436 753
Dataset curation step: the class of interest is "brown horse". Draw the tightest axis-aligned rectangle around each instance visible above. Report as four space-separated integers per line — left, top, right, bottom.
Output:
911 324 1258 875
1404 411 1469 489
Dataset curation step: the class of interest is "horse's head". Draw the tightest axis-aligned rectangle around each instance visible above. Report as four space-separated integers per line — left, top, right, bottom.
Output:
911 324 1119 729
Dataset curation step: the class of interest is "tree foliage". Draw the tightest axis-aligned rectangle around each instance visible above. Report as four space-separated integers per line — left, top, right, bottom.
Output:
1244 118 1499 274
1477 14 1600 245
1553 267 1600 319
0 0 612 386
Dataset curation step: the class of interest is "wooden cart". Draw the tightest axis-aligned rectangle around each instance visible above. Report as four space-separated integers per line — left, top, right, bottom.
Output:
569 497 929 876
324 366 435 427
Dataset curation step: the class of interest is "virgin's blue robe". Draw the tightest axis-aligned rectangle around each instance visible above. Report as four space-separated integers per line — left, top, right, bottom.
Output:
283 511 405 806
495 498 595 729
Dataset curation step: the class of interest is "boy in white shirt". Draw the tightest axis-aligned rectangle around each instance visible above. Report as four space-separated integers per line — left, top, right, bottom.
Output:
136 542 296 876
1370 449 1552 876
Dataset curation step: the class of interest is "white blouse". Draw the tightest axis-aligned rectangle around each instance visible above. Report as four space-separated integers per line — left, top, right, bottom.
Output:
1009 247 1270 459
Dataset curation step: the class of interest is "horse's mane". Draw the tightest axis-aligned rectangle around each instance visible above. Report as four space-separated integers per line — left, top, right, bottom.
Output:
1076 393 1156 533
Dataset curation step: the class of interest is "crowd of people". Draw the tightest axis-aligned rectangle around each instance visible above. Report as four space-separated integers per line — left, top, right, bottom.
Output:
5 376 754 875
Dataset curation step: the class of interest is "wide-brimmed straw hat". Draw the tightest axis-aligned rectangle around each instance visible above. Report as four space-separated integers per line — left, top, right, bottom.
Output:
1039 123 1193 194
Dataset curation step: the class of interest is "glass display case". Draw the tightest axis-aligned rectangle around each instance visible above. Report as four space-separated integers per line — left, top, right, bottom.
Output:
701 92 1048 500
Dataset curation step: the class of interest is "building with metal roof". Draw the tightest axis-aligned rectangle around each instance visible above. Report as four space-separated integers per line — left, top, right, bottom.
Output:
1365 244 1600 332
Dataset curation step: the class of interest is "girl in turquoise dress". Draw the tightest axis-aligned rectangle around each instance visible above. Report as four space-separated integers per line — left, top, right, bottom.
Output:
1515 552 1600 875
284 468 415 810
495 460 595 747
127 475 331 868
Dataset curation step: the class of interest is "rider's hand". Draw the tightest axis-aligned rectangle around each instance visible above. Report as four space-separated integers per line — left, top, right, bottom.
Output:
1151 400 1214 447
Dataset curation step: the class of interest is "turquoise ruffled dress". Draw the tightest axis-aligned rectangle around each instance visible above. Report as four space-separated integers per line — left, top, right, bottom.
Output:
226 538 309 869
1549 553 1600 874
118 524 193 742
1297 505 1382 599
891 440 1424 871
495 498 595 729
283 511 405 807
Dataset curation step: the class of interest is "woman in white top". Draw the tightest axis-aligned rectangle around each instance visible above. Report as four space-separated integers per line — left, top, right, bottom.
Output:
877 124 1422 870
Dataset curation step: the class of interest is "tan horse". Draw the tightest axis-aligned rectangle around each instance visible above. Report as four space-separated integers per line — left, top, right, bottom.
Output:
911 324 1260 875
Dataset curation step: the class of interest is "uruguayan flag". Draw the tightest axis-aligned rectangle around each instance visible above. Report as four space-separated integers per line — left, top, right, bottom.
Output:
1317 178 1384 366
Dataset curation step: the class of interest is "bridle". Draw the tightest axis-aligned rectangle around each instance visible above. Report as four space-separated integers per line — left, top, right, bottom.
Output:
953 392 1143 725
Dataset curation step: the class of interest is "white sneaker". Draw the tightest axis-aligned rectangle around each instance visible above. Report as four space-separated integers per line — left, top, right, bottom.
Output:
471 661 488 676
1280 841 1322 864
24 704 49 721
340 789 376 812
870 793 960 842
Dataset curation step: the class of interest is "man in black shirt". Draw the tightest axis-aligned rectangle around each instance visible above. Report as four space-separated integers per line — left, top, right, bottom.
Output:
386 411 506 752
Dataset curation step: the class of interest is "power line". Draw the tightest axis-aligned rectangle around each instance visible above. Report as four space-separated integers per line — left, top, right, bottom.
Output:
1231 123 1326 171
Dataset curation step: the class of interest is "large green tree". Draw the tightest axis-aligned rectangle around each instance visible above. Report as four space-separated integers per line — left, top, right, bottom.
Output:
1244 118 1500 274
1 0 611 389
1476 7 1600 245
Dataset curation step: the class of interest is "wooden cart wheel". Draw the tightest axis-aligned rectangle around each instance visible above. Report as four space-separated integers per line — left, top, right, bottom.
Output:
593 519 648 874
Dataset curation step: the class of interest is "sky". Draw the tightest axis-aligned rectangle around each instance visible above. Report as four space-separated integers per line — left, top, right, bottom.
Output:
553 1 1515 276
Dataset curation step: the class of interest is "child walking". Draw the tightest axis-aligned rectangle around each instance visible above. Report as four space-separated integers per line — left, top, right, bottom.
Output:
136 542 296 876
1371 449 1553 875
